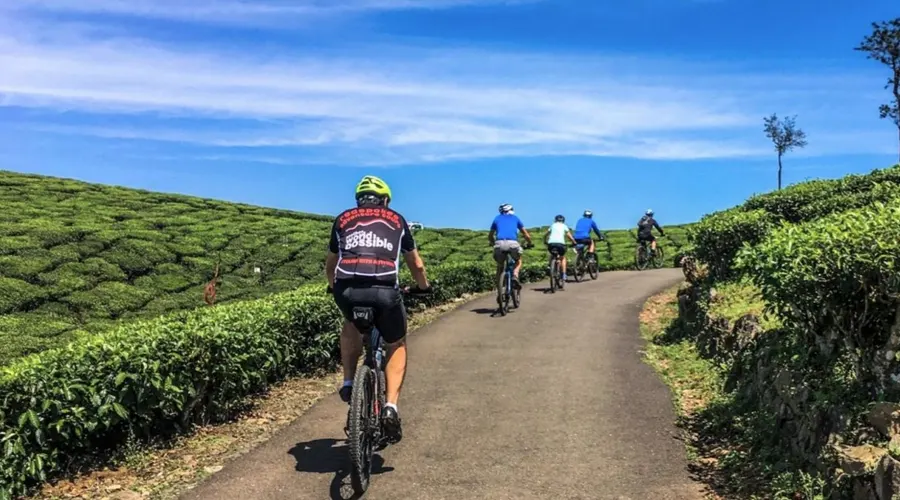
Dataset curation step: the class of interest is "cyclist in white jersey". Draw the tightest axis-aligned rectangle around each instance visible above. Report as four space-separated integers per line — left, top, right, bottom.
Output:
544 214 577 285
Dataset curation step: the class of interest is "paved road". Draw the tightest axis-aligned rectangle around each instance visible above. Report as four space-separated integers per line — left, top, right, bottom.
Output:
181 268 702 500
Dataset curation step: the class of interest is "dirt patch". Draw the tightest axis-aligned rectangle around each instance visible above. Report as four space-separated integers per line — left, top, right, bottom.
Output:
639 289 674 333
33 293 487 500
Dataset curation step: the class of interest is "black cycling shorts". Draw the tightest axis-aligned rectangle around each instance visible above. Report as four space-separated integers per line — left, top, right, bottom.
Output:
547 243 567 256
637 232 656 243
332 281 408 344
574 238 593 246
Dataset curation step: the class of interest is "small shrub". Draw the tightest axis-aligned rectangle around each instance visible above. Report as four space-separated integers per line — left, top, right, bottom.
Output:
689 209 776 280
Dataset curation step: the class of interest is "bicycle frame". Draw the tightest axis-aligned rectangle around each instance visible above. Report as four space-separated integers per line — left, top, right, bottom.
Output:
351 308 385 413
504 252 515 298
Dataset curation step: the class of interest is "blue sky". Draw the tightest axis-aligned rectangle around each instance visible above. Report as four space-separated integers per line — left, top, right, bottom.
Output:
1 0 898 230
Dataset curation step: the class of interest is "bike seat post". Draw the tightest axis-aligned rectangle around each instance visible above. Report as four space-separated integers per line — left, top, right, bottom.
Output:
351 307 379 367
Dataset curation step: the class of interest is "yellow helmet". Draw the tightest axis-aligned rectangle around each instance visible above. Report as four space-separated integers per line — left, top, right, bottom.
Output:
355 175 392 201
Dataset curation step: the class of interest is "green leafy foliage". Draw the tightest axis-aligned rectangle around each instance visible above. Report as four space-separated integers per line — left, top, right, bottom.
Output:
737 200 900 380
690 164 900 277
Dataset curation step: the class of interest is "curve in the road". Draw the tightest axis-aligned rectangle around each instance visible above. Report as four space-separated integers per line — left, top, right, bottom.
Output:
181 268 702 500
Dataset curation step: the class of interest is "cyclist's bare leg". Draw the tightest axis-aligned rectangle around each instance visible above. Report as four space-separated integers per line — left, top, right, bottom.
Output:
340 321 362 382
384 338 407 405
651 239 658 252
513 255 523 281
561 255 567 274
588 239 596 255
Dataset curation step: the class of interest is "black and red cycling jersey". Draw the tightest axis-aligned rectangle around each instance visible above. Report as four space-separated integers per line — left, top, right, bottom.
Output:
329 206 416 286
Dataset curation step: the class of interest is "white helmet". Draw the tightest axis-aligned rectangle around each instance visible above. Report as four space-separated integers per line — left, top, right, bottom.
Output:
499 204 514 214
646 209 654 216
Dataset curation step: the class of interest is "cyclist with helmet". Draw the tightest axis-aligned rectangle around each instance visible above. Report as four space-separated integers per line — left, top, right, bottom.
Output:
637 209 665 255
325 175 431 444
545 214 578 286
489 204 534 290
573 210 605 257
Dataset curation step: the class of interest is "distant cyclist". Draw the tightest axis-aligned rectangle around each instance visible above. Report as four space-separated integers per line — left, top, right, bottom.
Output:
489 204 534 289
573 210 605 257
637 209 665 255
545 214 578 287
325 175 431 444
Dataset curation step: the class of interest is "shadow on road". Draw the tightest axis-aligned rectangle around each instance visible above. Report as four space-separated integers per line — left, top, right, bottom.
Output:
288 438 394 500
470 307 498 315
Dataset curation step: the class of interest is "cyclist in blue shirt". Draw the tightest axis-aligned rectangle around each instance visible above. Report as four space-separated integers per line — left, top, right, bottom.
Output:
573 210 605 257
489 204 534 289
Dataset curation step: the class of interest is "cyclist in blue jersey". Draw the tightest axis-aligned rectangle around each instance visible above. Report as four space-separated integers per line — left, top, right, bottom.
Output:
573 210 605 256
488 204 534 289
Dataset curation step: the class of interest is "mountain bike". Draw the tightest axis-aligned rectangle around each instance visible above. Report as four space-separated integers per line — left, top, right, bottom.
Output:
635 239 665 270
573 239 600 282
496 243 532 315
343 285 432 494
548 246 566 293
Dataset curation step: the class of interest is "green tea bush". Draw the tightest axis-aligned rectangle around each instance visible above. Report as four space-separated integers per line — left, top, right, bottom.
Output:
0 278 46 315
736 200 900 381
688 208 776 280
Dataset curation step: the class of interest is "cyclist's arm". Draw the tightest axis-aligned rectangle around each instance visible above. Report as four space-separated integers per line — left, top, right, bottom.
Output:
654 220 665 236
591 221 604 240
400 219 429 289
566 230 578 245
325 222 340 286
519 220 533 245
325 252 338 286
402 250 429 289
543 227 550 245
488 221 497 246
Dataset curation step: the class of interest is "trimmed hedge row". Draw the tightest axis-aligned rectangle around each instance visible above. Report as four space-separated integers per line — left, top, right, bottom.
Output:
0 260 548 497
689 165 900 278
743 165 900 222
736 199 900 382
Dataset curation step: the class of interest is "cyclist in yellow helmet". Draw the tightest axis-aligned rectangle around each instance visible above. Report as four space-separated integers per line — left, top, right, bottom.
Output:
325 175 431 444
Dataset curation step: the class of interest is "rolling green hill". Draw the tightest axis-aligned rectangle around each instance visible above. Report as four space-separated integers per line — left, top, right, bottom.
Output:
0 170 691 363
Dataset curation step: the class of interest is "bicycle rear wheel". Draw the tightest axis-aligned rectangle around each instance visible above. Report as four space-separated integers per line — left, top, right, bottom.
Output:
635 245 649 270
549 258 559 293
348 365 375 494
573 254 584 282
588 253 599 280
499 272 510 315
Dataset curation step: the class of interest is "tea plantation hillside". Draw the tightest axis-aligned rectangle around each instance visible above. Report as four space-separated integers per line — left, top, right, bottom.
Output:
0 170 691 363
664 163 900 497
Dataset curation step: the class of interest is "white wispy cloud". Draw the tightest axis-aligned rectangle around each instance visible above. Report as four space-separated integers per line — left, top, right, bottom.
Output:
0 0 888 166
2 0 541 26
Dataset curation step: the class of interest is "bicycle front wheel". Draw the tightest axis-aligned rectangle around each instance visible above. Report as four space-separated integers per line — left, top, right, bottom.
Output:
511 274 521 309
348 365 376 494
653 246 665 269
588 254 599 280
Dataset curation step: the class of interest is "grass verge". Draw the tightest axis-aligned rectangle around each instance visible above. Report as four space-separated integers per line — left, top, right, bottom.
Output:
31 292 487 500
639 284 829 500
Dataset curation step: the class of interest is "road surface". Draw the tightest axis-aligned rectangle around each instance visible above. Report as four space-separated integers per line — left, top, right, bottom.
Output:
181 268 702 500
